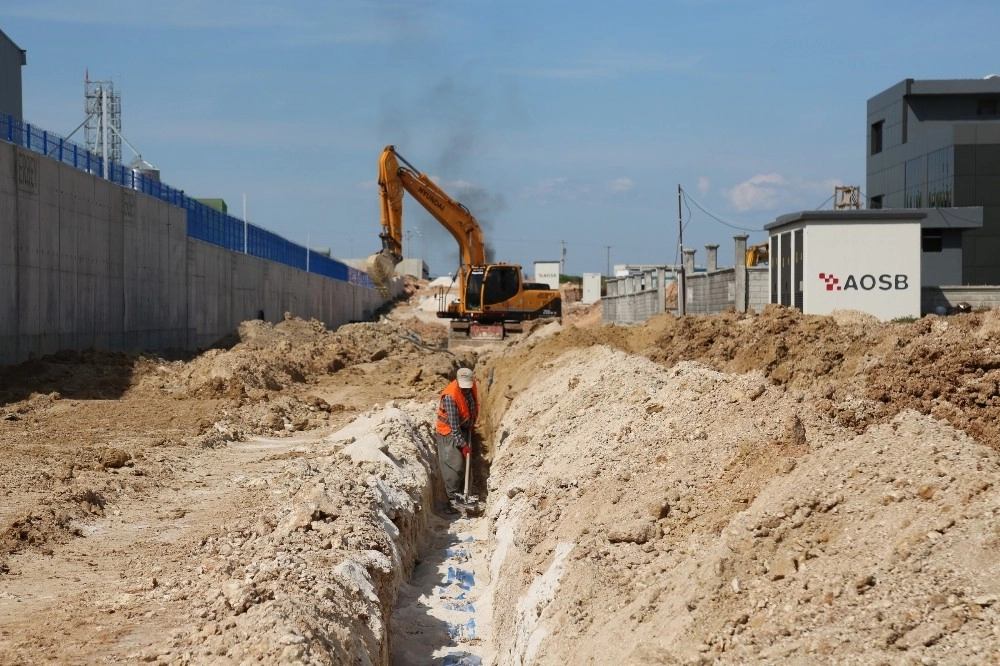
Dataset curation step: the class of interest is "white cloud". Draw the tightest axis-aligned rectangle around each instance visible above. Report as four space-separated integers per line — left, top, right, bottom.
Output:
608 178 634 193
727 173 787 212
726 174 845 213
1 1 397 44
523 176 633 203
697 176 710 197
514 49 703 80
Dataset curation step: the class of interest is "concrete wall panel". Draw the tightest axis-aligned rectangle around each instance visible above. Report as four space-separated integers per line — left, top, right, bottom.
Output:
0 147 388 365
0 138 14 195
0 143 16 340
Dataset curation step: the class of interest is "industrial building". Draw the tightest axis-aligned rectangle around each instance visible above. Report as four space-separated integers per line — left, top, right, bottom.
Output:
867 78 1000 285
0 28 25 120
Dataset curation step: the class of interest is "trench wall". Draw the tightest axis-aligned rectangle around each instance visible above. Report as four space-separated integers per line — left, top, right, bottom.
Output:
0 141 388 365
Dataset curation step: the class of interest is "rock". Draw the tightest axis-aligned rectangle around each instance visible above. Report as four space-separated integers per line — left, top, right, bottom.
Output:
608 520 656 544
272 505 318 539
99 447 131 469
782 415 807 449
768 554 797 581
341 433 391 464
222 580 261 614
854 574 876 594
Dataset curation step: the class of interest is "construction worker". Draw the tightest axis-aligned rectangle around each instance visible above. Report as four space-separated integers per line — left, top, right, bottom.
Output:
435 367 479 505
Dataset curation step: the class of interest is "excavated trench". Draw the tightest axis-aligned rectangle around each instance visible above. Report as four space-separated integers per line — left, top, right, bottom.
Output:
384 365 501 665
345 330 1000 666
326 352 539 665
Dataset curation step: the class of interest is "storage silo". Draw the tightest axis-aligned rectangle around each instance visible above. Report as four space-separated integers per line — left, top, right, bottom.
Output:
129 156 160 184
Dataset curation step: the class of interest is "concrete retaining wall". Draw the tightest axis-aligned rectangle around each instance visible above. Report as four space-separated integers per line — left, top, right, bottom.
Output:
0 141 387 366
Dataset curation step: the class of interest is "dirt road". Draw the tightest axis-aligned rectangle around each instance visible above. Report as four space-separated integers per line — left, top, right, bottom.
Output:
3 280 1000 664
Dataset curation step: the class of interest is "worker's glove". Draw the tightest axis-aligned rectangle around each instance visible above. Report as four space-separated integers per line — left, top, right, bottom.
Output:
460 445 471 457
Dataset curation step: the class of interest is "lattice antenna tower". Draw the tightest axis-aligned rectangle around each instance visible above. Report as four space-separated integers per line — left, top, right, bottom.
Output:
84 76 122 165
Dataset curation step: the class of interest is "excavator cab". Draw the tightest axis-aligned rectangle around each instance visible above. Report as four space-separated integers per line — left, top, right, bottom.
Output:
463 265 522 315
481 265 522 309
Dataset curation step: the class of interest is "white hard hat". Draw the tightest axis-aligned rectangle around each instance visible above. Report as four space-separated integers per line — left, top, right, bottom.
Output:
457 367 474 388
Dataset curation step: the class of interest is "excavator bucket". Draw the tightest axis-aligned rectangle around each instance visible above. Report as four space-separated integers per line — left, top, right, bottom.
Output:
365 251 396 297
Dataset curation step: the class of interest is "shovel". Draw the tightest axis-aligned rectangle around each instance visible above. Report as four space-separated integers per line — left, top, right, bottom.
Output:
452 427 481 516
463 438 472 500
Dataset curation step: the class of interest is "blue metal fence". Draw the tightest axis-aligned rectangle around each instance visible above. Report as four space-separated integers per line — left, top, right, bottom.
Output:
1 113 373 289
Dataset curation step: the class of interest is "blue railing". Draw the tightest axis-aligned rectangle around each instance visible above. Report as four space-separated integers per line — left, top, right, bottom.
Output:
1 114 373 289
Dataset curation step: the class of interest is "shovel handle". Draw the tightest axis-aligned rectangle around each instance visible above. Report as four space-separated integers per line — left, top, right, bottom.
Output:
463 428 472 497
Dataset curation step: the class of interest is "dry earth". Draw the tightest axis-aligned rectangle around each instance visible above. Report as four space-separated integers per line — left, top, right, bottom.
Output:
2 277 1000 665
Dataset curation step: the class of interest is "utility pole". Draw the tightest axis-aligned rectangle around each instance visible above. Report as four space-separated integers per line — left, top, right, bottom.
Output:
677 185 686 316
560 240 567 276
605 245 611 277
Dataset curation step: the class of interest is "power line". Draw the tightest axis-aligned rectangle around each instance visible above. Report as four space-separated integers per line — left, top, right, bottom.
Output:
814 193 835 210
679 187 762 233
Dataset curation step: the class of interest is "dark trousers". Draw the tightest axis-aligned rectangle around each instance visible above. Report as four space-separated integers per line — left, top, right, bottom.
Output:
435 431 465 497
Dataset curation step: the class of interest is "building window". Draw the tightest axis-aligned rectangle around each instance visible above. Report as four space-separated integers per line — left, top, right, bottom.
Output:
977 98 998 116
922 229 943 253
869 195 883 209
871 120 884 155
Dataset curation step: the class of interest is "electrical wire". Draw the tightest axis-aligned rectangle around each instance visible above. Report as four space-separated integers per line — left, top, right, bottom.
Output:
679 187 762 233
814 193 834 210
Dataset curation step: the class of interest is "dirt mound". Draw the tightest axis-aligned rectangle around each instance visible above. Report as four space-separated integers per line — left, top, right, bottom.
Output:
493 304 1000 451
4 275 1000 664
483 341 1000 664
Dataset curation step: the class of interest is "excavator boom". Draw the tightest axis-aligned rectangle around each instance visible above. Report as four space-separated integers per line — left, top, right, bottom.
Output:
367 145 488 295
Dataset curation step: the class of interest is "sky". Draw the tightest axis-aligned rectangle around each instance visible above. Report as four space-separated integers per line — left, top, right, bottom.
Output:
3 1 1000 278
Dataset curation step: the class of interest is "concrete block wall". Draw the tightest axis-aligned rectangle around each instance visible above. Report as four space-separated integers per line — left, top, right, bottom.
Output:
748 267 770 312
921 285 1000 314
686 268 736 314
602 289 662 325
0 141 387 366
602 271 665 325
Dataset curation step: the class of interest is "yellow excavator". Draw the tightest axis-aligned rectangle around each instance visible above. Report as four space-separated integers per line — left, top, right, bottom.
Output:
746 242 769 267
366 145 561 340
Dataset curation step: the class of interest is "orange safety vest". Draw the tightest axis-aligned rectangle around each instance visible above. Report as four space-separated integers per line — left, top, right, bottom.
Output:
436 380 479 436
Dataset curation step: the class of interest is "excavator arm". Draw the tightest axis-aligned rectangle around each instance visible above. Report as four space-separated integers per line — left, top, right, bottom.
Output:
367 145 486 293
746 242 770 267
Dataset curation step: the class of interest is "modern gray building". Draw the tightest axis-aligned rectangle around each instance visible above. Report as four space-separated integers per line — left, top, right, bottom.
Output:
867 78 1000 285
0 28 26 120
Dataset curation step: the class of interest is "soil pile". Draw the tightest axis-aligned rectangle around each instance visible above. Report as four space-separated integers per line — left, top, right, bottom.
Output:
483 345 1000 663
2 281 1000 665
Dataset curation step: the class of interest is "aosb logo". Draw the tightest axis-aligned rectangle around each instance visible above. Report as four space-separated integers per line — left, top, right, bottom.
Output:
819 273 909 291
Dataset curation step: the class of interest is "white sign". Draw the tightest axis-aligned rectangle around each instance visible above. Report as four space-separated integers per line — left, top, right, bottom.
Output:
803 222 920 320
533 261 560 290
